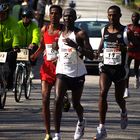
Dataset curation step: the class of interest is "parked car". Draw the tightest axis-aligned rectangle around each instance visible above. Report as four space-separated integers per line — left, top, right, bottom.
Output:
75 18 108 71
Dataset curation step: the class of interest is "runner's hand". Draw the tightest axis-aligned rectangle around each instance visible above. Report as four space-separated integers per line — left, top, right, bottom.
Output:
30 54 36 61
63 38 78 49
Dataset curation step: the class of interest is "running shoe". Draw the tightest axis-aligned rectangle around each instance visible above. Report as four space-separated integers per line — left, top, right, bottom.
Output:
134 78 139 89
53 133 61 140
93 126 107 140
123 88 130 99
120 112 128 129
12 88 15 93
74 119 85 140
44 134 52 140
30 70 34 79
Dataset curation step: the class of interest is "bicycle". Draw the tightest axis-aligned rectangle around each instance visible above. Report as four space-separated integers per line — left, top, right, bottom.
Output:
0 52 9 109
14 48 32 102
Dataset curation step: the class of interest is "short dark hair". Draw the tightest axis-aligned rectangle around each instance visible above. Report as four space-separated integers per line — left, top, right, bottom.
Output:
49 5 62 17
63 8 77 20
107 5 121 14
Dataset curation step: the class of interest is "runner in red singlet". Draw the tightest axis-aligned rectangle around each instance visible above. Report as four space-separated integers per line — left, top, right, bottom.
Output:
30 5 63 140
124 12 140 98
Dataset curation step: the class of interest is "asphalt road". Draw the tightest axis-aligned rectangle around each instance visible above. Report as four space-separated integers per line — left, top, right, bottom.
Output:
0 75 140 140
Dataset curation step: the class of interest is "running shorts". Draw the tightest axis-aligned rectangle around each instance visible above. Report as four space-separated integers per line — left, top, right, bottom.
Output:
99 64 126 82
56 74 85 90
40 56 56 85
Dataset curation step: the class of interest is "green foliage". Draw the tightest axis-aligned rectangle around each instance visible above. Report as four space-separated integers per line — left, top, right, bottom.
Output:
112 0 140 13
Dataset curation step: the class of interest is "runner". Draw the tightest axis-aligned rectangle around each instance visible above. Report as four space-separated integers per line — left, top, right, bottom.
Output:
93 5 128 140
53 8 94 140
124 12 140 98
30 5 63 140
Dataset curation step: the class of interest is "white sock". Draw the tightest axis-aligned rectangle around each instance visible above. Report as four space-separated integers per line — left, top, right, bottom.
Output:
124 88 129 92
55 133 60 137
99 124 105 128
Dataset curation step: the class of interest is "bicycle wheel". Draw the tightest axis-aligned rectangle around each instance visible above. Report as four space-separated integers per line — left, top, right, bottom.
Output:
14 68 23 102
24 70 31 99
0 77 7 109
0 63 9 109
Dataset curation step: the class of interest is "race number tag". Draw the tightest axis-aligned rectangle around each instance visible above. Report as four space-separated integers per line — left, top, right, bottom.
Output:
0 52 7 63
17 49 29 61
59 47 77 65
45 44 58 61
103 48 121 65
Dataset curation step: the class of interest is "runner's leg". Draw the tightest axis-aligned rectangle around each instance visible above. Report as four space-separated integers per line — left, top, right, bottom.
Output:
54 78 67 133
41 81 53 135
99 73 111 124
115 80 126 113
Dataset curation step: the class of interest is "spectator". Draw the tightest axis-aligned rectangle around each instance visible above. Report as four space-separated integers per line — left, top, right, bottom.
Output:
37 0 53 28
122 0 130 6
69 0 76 9
11 0 22 21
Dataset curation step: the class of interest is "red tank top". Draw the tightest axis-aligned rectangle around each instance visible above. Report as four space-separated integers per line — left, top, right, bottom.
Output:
43 26 61 45
43 25 61 61
40 25 62 83
127 24 140 59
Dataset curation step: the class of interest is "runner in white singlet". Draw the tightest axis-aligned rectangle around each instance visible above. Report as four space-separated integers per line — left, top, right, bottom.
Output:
53 8 94 140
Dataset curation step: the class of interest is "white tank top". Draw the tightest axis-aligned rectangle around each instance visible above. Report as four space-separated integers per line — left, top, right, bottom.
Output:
56 31 87 77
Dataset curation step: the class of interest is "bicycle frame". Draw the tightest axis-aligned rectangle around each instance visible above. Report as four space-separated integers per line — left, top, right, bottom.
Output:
14 55 32 102
15 62 26 82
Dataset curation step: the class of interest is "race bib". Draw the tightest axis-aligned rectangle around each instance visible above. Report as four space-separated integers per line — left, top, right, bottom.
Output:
0 52 7 63
45 44 58 61
59 47 77 65
17 49 29 61
103 48 122 65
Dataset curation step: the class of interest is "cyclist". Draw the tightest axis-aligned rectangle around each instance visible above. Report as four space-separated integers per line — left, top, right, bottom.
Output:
0 0 21 90
18 6 40 78
30 5 63 140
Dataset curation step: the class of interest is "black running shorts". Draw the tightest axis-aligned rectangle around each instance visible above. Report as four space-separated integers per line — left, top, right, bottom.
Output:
100 64 126 82
56 74 85 90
